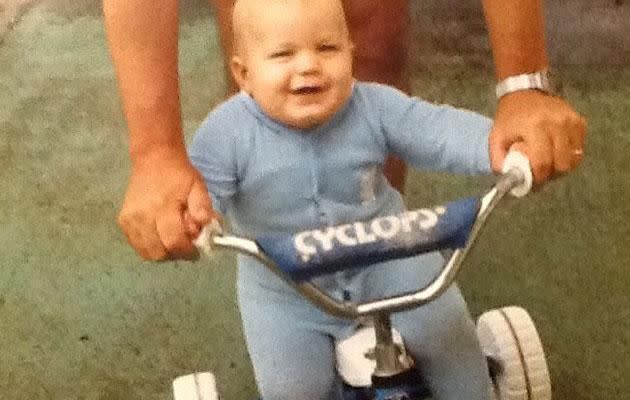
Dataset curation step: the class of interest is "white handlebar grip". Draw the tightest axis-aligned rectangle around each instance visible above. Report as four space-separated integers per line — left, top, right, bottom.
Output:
192 219 223 257
502 151 533 197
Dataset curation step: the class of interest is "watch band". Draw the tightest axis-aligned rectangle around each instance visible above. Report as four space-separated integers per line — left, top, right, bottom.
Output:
495 70 560 99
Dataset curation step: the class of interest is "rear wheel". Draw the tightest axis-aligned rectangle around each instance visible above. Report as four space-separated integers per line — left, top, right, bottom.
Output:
173 372 220 400
477 306 551 400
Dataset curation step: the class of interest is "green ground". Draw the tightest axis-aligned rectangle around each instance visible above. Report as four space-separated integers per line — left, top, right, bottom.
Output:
1 4 628 400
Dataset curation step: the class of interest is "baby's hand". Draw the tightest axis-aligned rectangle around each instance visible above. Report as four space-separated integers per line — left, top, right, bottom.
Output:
192 219 224 258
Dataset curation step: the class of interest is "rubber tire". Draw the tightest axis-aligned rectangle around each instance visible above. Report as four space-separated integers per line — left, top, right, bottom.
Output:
173 372 220 400
477 306 552 400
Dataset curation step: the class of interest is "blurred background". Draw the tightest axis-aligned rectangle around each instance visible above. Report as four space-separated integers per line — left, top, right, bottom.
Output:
1 0 628 399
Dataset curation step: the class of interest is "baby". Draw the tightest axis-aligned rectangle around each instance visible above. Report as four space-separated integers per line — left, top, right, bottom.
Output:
189 0 496 398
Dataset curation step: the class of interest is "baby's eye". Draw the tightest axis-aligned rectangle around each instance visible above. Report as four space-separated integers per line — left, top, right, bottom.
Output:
269 49 293 59
318 44 339 52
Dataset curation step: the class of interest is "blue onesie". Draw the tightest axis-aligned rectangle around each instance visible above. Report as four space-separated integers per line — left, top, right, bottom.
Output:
189 82 493 400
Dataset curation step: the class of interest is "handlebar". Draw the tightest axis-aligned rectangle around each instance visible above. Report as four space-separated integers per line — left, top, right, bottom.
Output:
195 151 532 319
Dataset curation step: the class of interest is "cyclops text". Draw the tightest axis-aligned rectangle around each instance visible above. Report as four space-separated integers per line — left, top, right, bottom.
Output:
294 207 446 262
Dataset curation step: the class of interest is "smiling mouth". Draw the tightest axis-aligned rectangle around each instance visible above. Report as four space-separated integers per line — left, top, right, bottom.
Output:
292 86 323 95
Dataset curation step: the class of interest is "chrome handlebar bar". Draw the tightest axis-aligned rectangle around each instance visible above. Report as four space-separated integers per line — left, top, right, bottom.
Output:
204 164 527 319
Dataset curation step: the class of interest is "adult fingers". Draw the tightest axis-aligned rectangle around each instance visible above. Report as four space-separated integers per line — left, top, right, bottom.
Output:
567 114 587 169
183 211 201 238
550 121 574 174
155 200 197 260
187 178 213 230
488 125 512 174
526 128 554 185
550 110 587 174
118 210 168 261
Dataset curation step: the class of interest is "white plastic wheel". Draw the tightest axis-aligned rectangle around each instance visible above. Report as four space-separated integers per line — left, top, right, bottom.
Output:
335 326 406 387
477 306 552 400
173 372 220 400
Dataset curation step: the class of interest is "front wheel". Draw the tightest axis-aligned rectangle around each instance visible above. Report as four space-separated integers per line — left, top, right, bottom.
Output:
173 372 219 400
476 306 551 400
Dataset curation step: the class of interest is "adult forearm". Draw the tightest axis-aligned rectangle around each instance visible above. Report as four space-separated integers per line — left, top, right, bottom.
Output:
103 0 185 163
482 0 548 80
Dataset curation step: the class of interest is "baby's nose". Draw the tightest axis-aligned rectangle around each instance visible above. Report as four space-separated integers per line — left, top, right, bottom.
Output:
295 51 321 74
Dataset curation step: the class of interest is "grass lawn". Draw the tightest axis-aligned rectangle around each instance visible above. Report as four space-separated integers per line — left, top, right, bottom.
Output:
0 5 628 400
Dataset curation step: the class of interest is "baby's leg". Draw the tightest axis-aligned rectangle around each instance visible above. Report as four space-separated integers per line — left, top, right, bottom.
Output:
393 285 491 400
363 255 490 400
238 280 342 400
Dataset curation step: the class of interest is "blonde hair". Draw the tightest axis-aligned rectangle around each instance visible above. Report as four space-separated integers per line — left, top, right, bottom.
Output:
231 0 350 57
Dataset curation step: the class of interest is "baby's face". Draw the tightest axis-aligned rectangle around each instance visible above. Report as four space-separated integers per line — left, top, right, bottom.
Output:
231 0 354 129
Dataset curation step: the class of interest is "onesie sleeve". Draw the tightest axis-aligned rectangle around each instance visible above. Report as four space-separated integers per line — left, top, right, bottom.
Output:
188 104 240 214
365 83 493 175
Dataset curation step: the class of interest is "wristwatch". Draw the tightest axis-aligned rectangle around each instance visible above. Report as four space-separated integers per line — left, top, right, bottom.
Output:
495 69 563 99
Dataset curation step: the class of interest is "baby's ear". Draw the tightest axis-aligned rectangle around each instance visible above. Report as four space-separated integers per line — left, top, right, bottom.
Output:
230 56 249 93
348 40 355 54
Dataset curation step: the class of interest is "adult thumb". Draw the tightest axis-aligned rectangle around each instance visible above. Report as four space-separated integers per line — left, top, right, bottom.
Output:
187 178 213 226
489 127 511 174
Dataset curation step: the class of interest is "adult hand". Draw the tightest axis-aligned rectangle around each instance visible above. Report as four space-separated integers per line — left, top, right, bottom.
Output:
118 149 216 261
489 90 587 184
